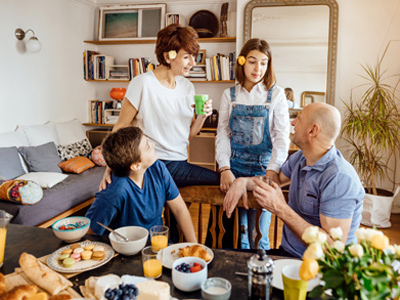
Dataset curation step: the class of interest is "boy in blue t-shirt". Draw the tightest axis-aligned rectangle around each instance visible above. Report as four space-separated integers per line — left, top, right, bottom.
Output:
86 127 197 242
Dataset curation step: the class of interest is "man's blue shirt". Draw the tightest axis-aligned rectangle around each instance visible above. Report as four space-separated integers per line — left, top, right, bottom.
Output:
86 160 179 235
280 146 365 257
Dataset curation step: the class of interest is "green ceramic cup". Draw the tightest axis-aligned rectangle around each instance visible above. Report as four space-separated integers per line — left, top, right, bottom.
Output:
194 94 209 115
282 265 308 300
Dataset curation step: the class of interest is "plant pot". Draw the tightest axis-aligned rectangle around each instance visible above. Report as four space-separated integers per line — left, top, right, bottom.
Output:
361 187 399 228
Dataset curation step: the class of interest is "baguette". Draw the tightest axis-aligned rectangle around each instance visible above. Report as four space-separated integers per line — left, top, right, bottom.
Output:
0 284 38 300
19 253 72 295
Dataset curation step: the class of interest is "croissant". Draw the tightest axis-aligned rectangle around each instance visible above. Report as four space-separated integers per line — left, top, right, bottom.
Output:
0 273 6 294
178 245 212 262
0 284 38 300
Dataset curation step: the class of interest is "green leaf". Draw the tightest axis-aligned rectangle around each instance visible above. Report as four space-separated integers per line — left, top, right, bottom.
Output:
308 285 325 298
323 269 345 288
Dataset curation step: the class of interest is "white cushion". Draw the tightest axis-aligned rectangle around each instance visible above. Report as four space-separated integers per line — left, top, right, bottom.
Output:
16 122 59 146
54 119 88 146
16 172 68 189
0 130 30 172
0 130 29 147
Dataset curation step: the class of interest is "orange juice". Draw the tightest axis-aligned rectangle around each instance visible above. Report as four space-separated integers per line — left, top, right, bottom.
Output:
151 235 168 251
0 228 7 266
143 258 162 278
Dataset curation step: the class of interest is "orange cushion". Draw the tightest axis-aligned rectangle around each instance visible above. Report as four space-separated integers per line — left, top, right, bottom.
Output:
58 156 95 174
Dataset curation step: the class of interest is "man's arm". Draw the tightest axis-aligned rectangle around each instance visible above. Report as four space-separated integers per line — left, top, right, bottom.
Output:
167 195 197 243
223 170 290 218
252 178 352 245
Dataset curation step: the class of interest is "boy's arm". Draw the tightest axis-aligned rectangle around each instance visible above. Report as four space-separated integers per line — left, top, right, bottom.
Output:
166 194 197 243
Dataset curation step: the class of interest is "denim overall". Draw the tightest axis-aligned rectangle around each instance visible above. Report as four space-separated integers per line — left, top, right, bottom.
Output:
229 86 273 249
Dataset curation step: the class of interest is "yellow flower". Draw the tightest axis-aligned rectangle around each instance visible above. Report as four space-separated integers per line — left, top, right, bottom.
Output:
356 227 366 241
299 258 319 281
330 227 343 240
237 55 246 66
302 226 319 244
349 244 364 257
371 234 389 250
333 240 345 253
394 244 400 256
364 228 383 242
303 242 324 260
317 231 327 244
168 50 177 59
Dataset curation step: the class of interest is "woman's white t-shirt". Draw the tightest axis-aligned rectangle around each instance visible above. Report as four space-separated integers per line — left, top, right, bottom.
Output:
125 71 195 160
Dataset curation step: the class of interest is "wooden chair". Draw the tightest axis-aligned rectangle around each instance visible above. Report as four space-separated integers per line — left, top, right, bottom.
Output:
165 185 287 249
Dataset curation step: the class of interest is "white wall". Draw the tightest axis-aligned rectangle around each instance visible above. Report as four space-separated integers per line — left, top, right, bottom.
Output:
0 0 96 133
238 0 400 191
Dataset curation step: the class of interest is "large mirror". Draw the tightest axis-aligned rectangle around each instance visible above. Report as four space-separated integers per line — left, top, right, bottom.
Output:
243 0 338 107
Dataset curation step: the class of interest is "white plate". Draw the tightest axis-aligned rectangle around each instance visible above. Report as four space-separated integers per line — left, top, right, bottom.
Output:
272 259 321 291
47 241 114 273
161 243 214 269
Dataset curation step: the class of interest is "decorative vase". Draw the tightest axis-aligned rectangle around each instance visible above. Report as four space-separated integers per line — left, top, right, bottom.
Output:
110 88 126 101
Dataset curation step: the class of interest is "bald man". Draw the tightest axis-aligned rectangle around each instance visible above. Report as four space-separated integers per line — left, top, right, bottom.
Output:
224 103 364 257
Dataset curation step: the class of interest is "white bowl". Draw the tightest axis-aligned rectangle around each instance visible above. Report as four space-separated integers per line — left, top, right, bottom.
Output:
201 277 232 300
52 216 90 243
108 226 148 256
172 257 208 292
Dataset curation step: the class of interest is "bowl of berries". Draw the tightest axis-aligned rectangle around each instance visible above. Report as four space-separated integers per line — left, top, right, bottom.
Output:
52 216 90 243
172 256 208 292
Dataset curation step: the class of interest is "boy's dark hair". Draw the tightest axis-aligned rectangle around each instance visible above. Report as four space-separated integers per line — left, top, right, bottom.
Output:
101 127 143 177
155 24 200 68
235 38 276 91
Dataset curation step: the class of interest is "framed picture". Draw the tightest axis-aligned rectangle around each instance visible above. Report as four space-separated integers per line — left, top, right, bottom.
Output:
196 49 206 65
98 4 166 41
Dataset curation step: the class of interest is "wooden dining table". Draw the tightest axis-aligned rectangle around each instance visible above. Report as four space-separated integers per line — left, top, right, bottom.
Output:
1 224 295 299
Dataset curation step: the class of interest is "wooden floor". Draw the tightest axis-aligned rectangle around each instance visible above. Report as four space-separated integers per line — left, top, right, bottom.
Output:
188 203 400 247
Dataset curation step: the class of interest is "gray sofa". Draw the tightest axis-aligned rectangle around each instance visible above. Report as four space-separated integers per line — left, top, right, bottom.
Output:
0 119 105 227
0 166 105 226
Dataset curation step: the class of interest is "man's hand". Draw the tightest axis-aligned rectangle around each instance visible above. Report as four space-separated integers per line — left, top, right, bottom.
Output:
223 177 249 218
252 178 288 216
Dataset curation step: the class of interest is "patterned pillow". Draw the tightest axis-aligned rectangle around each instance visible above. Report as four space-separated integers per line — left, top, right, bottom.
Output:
58 156 95 174
91 146 107 167
57 139 92 161
0 179 43 205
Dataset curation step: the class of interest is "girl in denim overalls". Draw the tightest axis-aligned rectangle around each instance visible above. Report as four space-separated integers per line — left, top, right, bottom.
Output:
216 39 290 249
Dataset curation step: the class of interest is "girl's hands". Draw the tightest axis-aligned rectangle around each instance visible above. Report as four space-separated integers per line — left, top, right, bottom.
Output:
220 169 235 193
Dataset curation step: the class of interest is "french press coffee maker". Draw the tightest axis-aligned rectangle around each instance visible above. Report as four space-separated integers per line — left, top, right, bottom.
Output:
248 249 274 300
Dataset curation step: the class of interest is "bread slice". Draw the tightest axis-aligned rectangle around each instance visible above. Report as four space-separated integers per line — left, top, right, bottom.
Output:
19 253 72 295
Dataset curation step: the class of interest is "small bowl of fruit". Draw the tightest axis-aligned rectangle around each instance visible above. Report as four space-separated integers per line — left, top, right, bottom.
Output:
172 257 208 292
52 216 90 243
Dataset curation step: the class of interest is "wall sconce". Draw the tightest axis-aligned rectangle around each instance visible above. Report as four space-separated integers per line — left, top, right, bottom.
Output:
15 28 41 53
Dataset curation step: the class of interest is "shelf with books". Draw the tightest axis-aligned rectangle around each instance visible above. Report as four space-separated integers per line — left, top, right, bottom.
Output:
84 37 236 45
85 79 235 83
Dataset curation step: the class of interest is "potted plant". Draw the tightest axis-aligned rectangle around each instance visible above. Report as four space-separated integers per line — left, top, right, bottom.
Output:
300 226 400 299
341 60 400 228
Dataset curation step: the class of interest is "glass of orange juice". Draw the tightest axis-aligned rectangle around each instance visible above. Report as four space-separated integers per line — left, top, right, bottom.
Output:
142 246 163 278
0 211 13 268
150 225 169 252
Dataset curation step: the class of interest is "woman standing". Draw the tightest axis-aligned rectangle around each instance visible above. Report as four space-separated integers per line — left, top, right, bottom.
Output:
216 38 290 249
100 24 220 189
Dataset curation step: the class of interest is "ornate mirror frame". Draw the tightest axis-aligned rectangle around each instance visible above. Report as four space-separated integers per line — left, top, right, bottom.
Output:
243 0 339 106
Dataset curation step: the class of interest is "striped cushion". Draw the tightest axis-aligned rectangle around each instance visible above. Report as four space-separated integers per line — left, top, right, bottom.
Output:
58 156 95 174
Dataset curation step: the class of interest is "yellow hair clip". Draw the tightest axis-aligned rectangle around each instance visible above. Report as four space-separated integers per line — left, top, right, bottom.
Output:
168 50 177 60
238 56 246 66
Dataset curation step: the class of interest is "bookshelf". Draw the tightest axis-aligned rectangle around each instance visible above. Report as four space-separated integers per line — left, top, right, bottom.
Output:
84 37 236 45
